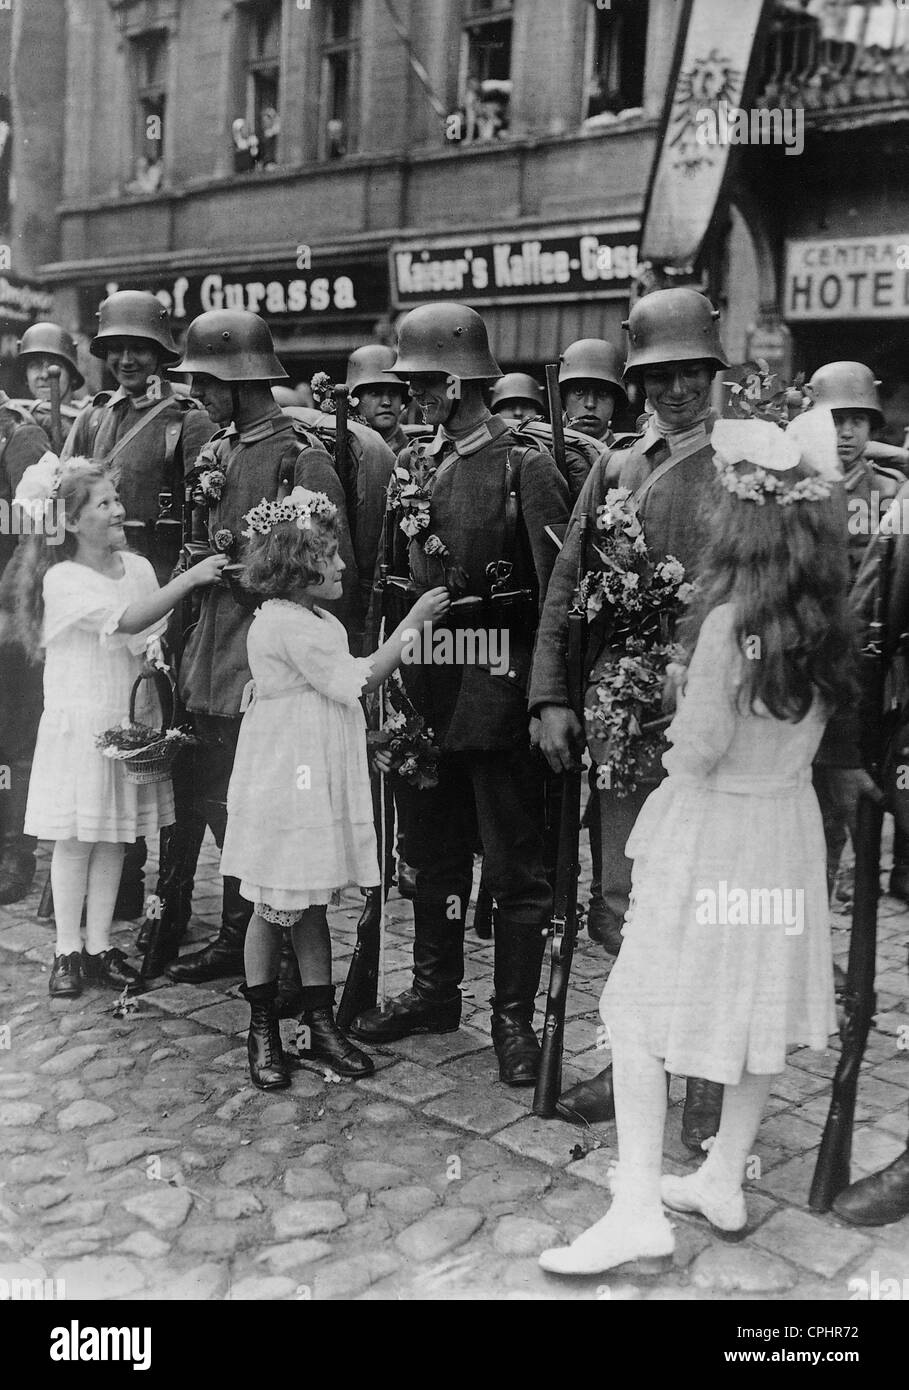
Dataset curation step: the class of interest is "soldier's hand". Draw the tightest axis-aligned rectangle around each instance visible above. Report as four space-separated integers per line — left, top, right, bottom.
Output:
827 767 883 830
409 586 450 626
372 747 396 776
538 704 584 775
528 715 542 750
190 553 230 587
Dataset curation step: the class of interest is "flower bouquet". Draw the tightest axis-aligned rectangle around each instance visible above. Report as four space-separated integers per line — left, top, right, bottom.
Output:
582 488 693 794
367 671 440 790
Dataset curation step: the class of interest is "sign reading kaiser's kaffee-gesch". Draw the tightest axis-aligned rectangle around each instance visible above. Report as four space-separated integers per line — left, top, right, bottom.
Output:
390 222 640 308
785 236 909 320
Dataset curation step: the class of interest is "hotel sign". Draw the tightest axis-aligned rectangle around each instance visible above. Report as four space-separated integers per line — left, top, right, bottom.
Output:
785 236 909 320
390 222 640 308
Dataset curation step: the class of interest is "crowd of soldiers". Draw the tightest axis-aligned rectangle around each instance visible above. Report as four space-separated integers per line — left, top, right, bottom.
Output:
0 284 907 1231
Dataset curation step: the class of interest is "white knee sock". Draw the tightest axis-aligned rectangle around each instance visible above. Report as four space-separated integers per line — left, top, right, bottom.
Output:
51 838 93 955
700 1070 774 1191
84 842 126 955
610 1027 670 1223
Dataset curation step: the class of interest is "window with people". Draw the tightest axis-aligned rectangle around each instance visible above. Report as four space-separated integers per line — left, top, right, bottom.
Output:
319 0 360 159
453 0 513 143
233 0 283 174
126 29 167 195
583 0 648 125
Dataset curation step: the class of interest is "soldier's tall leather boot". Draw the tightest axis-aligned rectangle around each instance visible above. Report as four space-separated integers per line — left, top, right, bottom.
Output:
490 917 546 1087
681 1076 724 1151
0 761 36 905
348 902 463 1042
166 875 250 983
832 1142 909 1226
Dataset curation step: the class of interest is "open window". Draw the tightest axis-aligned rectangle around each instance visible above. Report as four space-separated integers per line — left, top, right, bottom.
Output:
583 0 648 125
235 0 282 172
457 0 513 142
127 29 167 193
319 0 361 160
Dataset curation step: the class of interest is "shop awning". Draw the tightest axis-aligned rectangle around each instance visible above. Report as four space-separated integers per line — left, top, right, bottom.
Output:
481 300 628 367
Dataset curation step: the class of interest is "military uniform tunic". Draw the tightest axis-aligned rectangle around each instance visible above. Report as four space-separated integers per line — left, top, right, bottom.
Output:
179 409 354 719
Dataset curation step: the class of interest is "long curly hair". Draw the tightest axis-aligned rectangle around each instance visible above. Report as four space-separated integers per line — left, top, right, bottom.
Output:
8 459 113 662
241 514 340 599
679 472 858 721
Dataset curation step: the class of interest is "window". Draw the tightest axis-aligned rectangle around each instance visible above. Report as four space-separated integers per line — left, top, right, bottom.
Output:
319 0 360 159
128 30 168 192
236 0 282 171
458 0 513 142
584 0 648 123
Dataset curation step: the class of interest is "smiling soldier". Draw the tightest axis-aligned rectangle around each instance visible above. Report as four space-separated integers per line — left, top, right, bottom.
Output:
530 288 730 1146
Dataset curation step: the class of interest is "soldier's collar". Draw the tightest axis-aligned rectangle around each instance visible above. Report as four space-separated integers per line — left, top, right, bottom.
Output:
639 408 715 461
428 412 506 458
841 458 871 493
235 408 292 444
107 383 173 411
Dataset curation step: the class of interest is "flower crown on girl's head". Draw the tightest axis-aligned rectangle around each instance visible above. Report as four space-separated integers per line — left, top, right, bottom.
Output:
241 486 338 540
711 409 838 507
12 452 70 521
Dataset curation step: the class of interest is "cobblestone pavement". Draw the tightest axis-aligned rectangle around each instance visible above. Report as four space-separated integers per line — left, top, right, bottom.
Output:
1 825 907 1303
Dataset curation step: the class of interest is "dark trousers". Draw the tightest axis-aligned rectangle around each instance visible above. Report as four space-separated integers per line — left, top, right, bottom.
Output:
813 765 850 898
192 713 243 848
595 782 653 934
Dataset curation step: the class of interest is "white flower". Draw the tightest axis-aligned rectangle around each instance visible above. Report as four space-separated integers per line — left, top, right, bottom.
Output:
13 451 62 521
712 418 800 473
786 407 840 481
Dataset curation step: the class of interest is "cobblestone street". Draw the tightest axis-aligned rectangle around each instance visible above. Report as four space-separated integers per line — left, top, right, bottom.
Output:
1 825 907 1304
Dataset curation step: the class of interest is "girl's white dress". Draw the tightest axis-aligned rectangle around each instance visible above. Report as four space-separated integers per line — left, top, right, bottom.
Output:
601 603 837 1084
24 553 174 843
220 600 379 910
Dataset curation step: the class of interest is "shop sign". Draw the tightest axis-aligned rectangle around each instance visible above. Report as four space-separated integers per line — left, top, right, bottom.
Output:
785 236 909 320
79 261 388 325
390 222 640 308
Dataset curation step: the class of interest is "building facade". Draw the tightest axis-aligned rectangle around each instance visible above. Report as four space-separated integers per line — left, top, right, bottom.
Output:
43 0 680 414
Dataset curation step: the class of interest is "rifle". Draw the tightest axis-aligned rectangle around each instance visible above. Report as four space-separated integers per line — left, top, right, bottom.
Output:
544 363 570 489
809 534 891 1211
332 383 357 547
533 509 589 1118
46 364 64 454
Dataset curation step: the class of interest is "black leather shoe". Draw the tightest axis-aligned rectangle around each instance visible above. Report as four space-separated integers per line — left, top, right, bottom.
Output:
555 1066 616 1125
682 1076 724 1152
167 936 244 983
298 1008 374 1077
81 948 143 993
49 951 82 998
0 850 35 905
889 864 909 904
491 1003 540 1086
348 988 461 1042
832 1149 909 1226
241 983 291 1091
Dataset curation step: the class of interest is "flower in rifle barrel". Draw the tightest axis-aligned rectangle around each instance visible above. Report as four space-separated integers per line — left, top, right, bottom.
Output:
366 670 440 789
388 463 433 539
212 528 235 553
584 639 684 796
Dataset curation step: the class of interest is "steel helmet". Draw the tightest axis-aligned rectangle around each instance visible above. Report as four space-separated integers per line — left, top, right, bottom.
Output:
558 340 626 402
490 372 544 412
89 290 180 362
808 361 883 428
346 344 405 397
169 310 288 382
18 322 85 388
392 303 502 381
622 289 727 378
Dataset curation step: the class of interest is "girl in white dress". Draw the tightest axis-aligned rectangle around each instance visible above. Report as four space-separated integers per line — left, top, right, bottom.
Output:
220 487 448 1089
540 414 855 1276
12 456 226 999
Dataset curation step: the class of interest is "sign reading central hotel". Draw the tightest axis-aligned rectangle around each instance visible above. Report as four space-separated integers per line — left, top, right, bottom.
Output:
785 235 909 320
390 222 640 308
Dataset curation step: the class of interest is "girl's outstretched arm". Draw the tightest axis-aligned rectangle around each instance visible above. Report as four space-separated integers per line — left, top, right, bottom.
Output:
363 587 450 692
116 553 228 634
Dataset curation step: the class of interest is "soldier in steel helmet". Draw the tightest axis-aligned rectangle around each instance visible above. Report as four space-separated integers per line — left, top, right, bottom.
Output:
490 372 545 426
0 351 60 905
61 290 216 921
807 362 909 908
16 322 87 443
530 288 730 1143
348 302 569 1086
163 309 355 1007
559 338 627 445
345 344 410 456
